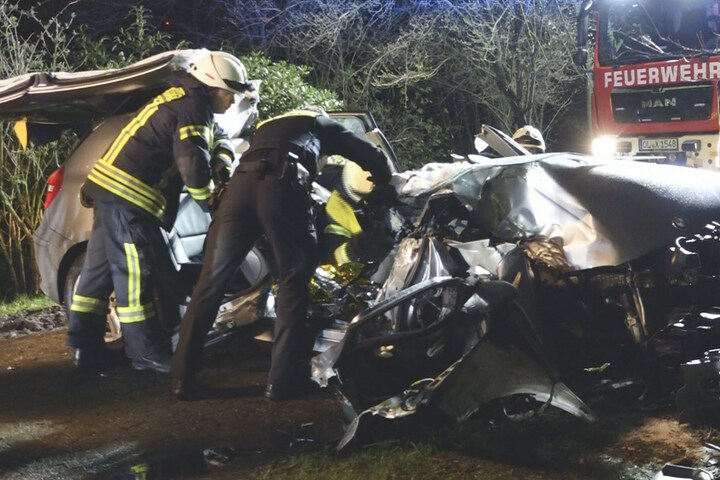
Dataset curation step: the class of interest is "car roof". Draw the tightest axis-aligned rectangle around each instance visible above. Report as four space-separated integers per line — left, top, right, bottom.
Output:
0 50 205 125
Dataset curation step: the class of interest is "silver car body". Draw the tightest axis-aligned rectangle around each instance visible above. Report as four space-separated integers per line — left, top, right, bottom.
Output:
0 49 399 308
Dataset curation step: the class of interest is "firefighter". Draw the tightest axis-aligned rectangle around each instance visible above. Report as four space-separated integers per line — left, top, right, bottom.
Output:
320 160 397 266
512 125 546 154
171 108 393 400
67 50 254 374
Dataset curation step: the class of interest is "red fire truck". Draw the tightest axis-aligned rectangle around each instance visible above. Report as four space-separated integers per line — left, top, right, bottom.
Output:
576 0 720 168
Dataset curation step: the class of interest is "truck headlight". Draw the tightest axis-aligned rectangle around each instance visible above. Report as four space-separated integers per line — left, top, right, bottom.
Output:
591 135 617 158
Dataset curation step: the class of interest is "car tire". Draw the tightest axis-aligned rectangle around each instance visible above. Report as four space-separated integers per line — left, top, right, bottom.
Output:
63 253 123 350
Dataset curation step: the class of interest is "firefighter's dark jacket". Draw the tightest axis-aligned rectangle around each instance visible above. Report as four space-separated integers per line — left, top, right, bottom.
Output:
242 111 392 183
83 74 222 228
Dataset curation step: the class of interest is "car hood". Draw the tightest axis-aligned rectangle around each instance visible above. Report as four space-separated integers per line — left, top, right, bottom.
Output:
393 154 720 269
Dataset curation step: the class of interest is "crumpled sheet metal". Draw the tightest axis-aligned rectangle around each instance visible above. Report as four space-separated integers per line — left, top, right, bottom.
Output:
395 155 720 270
346 334 596 425
331 327 596 451
676 349 720 423
446 239 516 277
310 276 459 388
396 158 605 269
214 276 270 329
427 338 596 422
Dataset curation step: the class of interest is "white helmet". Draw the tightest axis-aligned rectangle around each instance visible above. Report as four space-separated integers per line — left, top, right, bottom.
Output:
512 125 546 154
189 51 250 95
342 161 374 203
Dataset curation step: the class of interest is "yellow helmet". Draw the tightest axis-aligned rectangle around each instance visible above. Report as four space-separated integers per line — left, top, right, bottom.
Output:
342 161 374 203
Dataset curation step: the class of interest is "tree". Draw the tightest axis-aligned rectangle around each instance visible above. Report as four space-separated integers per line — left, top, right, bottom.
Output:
200 0 584 166
0 2 76 300
240 52 342 120
43 0 587 165
0 2 342 300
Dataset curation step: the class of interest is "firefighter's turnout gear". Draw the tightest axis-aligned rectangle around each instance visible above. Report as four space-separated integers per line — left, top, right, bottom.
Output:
67 199 172 363
323 189 364 265
83 76 220 229
320 183 397 266
172 110 392 399
68 53 249 372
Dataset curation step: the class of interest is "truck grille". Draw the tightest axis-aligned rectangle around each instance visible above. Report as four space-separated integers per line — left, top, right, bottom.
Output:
611 84 713 123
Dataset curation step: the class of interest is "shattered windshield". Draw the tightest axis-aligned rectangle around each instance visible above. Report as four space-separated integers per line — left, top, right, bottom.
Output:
598 0 720 65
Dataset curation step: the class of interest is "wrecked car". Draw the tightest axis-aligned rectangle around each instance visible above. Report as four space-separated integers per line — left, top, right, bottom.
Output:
0 49 398 347
312 126 720 449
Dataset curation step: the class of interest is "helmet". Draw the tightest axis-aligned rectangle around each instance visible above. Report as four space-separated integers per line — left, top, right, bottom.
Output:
189 51 250 95
512 125 546 154
342 161 374 203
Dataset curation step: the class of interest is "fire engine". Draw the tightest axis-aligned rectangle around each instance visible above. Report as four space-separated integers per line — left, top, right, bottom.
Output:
576 0 720 168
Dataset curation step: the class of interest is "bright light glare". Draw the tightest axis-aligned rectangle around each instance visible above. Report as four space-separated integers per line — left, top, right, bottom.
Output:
591 136 617 159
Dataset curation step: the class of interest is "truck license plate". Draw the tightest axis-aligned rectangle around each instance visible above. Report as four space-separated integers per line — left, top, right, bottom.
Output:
640 138 678 151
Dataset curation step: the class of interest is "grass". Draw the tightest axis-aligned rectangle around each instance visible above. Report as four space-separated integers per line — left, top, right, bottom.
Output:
252 441 501 480
247 392 720 480
249 413 666 480
0 294 55 316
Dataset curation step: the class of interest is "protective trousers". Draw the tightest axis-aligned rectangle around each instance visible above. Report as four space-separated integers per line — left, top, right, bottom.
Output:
67 199 169 360
172 163 317 389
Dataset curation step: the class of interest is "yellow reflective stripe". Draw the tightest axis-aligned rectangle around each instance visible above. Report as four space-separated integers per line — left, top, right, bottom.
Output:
70 304 105 314
70 294 107 315
87 86 184 219
255 110 319 129
334 243 351 265
325 190 362 235
88 170 165 219
100 87 185 167
187 183 212 201
117 302 155 323
179 125 211 143
91 162 166 210
324 224 353 238
124 243 141 308
72 294 105 306
215 150 233 163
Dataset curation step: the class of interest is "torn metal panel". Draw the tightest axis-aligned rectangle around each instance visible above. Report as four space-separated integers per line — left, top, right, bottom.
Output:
426 339 596 422
677 349 720 423
652 463 716 479
394 156 720 270
311 276 461 388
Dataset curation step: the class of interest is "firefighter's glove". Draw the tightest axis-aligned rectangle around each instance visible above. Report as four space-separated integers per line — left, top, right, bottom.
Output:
365 183 398 207
367 160 392 186
211 158 232 185
208 184 226 213
350 229 394 263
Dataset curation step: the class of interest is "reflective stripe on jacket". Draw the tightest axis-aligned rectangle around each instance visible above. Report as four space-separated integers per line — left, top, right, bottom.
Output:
86 77 214 223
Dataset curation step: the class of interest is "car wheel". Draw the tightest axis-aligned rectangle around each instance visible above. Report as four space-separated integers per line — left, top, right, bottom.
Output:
63 253 123 349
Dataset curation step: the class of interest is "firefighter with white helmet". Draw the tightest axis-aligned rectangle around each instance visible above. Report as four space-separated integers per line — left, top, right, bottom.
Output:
67 50 254 374
512 125 546 154
189 50 250 97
